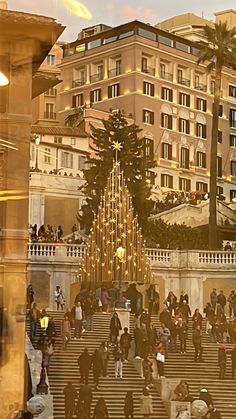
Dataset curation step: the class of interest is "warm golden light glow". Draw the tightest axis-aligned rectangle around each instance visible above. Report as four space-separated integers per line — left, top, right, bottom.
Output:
62 0 92 19
0 71 9 86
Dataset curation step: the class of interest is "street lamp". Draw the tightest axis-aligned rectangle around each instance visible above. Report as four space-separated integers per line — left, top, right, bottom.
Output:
115 245 125 307
34 135 41 172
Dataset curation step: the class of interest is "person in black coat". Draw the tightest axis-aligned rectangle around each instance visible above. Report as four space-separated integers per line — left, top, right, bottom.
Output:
159 306 171 328
218 344 227 379
124 391 134 419
199 388 213 407
228 344 236 378
79 384 93 418
63 382 77 419
78 348 91 384
208 406 222 419
92 349 102 390
217 290 226 313
109 312 122 345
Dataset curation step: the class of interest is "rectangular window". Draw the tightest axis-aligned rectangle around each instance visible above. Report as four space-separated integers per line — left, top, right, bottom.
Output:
218 130 222 144
158 35 173 47
211 80 215 94
196 98 207 112
78 155 87 170
72 93 83 108
230 134 236 147
161 113 172 129
116 59 122 75
54 137 62 144
230 109 236 128
230 189 236 200
179 118 190 134
196 182 208 192
161 142 172 160
46 54 55 66
71 138 76 146
229 85 236 98
143 109 154 125
143 138 154 159
87 39 102 49
161 87 173 102
179 92 190 107
175 41 189 53
231 160 236 176
143 81 154 96
90 89 101 103
138 28 156 41
217 186 223 196
180 147 190 169
196 123 207 139
217 156 222 177
108 83 120 98
179 177 191 191
45 103 55 119
196 151 206 168
44 147 51 164
61 151 73 169
141 57 148 72
161 174 173 188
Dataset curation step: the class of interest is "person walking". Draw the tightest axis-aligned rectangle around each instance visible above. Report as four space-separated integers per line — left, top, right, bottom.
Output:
26 284 35 311
218 344 227 379
71 301 83 339
120 327 132 362
177 319 188 354
210 288 218 312
40 309 49 333
76 401 89 419
228 291 236 318
140 388 153 419
165 291 177 316
109 312 122 345
101 287 111 313
92 349 102 390
61 314 71 350
93 397 109 419
124 391 134 419
29 302 40 340
63 382 77 419
143 356 153 389
84 295 95 331
228 344 236 378
154 342 165 378
78 348 91 385
98 342 109 377
114 342 124 379
192 325 203 362
217 290 227 314
54 285 65 311
46 317 57 348
192 309 203 330
79 383 93 418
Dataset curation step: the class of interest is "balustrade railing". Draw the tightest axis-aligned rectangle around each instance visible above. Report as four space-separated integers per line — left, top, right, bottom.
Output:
27 243 236 268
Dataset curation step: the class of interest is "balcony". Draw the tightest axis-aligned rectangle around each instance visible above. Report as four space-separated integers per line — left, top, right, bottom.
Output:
141 66 155 76
178 77 190 87
108 67 122 77
195 83 207 92
72 78 85 88
44 112 56 120
160 71 173 81
90 73 103 83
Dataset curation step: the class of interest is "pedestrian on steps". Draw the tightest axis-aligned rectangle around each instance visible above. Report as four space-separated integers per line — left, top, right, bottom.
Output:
140 388 153 419
192 325 203 362
93 397 109 419
98 341 109 377
54 285 65 311
124 391 134 419
114 342 124 379
208 405 222 419
91 349 102 390
78 348 92 384
199 388 213 407
79 383 93 418
76 400 89 419
154 342 165 378
120 327 132 361
218 344 227 379
61 314 71 350
109 312 122 345
63 381 77 419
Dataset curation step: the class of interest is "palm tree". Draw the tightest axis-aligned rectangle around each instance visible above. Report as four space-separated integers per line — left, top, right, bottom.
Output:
197 21 236 249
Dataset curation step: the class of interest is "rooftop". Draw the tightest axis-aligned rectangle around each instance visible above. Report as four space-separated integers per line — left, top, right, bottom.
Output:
31 125 87 138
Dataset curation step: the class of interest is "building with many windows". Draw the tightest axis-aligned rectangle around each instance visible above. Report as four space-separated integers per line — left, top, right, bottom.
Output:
58 11 236 204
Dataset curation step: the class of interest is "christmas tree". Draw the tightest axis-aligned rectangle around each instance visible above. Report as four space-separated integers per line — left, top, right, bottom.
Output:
79 110 155 234
79 159 153 285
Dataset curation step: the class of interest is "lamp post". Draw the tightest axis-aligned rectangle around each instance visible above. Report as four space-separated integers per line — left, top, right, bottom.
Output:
34 135 41 172
116 245 125 307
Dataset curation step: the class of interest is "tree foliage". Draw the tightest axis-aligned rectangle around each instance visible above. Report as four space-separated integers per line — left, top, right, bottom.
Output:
79 110 156 233
196 21 236 249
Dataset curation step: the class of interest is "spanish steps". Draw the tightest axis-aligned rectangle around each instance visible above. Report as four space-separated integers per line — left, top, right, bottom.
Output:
28 311 236 418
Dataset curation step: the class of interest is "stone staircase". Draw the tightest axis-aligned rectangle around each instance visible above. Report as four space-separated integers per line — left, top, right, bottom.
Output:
147 315 236 419
42 311 168 419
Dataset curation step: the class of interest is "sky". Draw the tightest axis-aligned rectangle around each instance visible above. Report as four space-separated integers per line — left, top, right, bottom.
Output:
8 0 236 42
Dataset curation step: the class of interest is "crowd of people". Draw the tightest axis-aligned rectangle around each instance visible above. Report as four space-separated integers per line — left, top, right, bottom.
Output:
28 224 64 242
25 283 236 419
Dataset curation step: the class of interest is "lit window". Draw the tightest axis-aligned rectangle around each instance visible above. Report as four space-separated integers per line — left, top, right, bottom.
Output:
196 98 207 112
179 92 190 107
143 138 154 159
108 83 120 98
230 109 236 128
90 89 101 103
143 82 154 96
161 87 173 102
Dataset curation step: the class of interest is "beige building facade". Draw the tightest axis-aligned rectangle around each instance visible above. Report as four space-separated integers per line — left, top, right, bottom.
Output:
57 14 236 204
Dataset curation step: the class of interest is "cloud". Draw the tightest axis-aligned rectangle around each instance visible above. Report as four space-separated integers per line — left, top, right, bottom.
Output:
106 4 156 22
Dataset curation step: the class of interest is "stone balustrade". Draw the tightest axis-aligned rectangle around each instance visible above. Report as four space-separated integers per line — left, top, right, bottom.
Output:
28 243 236 270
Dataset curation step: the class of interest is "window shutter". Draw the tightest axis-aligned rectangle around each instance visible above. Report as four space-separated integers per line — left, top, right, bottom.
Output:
179 93 182 104
151 83 154 97
186 95 190 107
150 112 154 125
90 91 94 104
169 89 173 102
169 176 173 189
218 157 222 177
70 154 73 169
168 144 172 160
161 87 164 99
108 86 112 99
61 152 64 168
203 124 206 139
142 110 146 122
219 105 223 117
186 148 189 168
202 153 206 168
143 81 146 94
161 113 164 127
168 115 172 129
186 120 190 134
161 174 164 187
161 143 164 158
179 178 182 190
98 89 101 101
203 100 207 112
117 84 120 96
72 96 76 108
179 118 182 132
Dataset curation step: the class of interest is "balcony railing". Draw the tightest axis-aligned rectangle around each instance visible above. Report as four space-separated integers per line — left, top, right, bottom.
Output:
72 78 85 88
141 66 155 76
108 67 122 77
27 243 236 269
195 83 207 92
44 112 56 120
178 77 190 87
90 73 103 83
160 71 173 81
